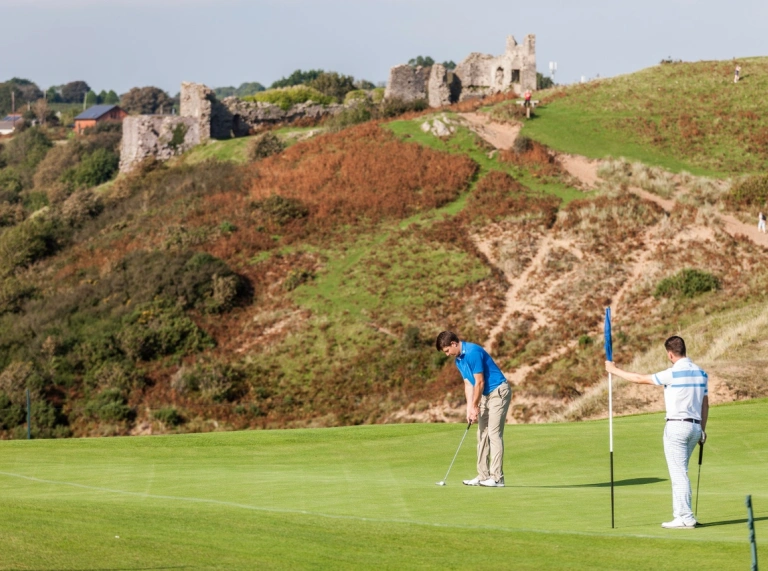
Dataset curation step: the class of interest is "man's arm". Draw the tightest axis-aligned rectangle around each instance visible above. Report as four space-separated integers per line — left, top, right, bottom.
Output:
605 361 655 385
464 380 475 423
464 373 484 423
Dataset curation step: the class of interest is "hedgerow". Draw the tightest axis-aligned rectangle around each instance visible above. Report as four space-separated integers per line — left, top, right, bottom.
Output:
245 86 334 111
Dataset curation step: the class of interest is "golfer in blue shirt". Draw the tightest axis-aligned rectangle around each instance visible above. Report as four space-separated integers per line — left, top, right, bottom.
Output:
436 331 511 487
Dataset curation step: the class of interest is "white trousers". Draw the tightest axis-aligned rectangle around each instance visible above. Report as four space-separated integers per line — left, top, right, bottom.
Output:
663 421 702 520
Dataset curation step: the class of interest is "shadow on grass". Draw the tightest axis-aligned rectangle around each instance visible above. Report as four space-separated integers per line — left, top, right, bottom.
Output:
21 567 192 571
699 515 768 528
520 477 667 489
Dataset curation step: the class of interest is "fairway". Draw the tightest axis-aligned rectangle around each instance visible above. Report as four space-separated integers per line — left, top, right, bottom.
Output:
1 400 766 570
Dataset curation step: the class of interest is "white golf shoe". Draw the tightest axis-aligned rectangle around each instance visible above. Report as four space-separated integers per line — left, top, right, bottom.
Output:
462 476 482 486
661 517 697 529
478 477 505 488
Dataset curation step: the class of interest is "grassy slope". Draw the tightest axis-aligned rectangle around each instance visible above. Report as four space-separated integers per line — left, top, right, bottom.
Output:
1 399 765 569
516 57 768 175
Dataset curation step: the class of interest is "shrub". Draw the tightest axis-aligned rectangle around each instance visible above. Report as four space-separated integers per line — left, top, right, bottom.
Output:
283 269 314 291
0 202 24 227
512 134 533 154
84 388 134 422
247 132 285 161
326 103 373 132
1 127 52 171
309 72 356 101
0 167 24 201
378 97 428 118
371 88 385 104
61 148 119 189
0 217 58 277
0 277 35 315
255 195 309 226
117 301 214 361
171 361 245 402
152 407 185 426
83 361 145 392
726 174 768 209
32 140 83 191
0 392 24 429
245 86 334 111
344 90 369 104
58 189 103 226
654 269 720 299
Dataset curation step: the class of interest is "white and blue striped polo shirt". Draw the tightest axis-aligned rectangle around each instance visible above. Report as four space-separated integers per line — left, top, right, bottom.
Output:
652 357 708 420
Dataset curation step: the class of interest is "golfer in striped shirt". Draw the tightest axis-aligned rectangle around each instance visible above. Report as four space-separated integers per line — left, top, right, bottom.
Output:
605 336 708 529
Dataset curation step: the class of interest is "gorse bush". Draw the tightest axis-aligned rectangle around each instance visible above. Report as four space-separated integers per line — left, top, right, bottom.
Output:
726 174 768 209
61 148 119 189
247 132 285 161
152 407 185 426
0 217 58 277
654 268 720 299
255 195 309 226
245 86 334 111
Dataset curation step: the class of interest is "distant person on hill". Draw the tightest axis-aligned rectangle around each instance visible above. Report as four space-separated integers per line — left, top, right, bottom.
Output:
759 211 766 233
734 65 741 83
606 336 708 529
523 90 532 107
436 331 511 488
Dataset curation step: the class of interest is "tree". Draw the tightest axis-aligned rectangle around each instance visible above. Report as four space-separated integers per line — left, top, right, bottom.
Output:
61 81 91 104
45 86 62 103
309 72 356 102
234 82 265 97
407 56 435 68
120 86 173 114
32 99 49 126
270 69 324 89
103 90 119 105
97 90 107 104
355 79 376 90
536 72 555 90
0 79 43 116
442 60 457 71
85 90 98 106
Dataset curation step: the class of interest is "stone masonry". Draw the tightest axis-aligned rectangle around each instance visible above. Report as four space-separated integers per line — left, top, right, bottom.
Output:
120 82 347 172
119 115 200 173
384 65 428 102
386 34 537 108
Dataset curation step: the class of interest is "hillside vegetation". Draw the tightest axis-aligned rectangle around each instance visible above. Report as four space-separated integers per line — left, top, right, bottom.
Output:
2 60 768 438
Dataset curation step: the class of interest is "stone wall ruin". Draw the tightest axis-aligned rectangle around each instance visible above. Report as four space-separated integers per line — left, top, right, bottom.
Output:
386 34 537 108
119 82 347 173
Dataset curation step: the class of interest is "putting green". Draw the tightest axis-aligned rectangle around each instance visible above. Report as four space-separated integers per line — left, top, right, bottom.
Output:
1 399 765 569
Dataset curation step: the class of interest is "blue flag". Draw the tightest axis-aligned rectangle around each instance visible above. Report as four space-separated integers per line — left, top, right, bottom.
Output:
604 307 613 362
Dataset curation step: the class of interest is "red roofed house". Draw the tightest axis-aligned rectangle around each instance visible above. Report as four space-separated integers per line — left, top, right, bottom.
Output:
73 104 127 134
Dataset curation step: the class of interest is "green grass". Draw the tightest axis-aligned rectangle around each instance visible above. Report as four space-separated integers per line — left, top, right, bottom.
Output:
183 137 252 165
513 58 768 176
1 399 765 569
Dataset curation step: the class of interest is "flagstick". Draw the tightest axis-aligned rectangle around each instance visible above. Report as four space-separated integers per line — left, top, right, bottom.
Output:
609 371 615 529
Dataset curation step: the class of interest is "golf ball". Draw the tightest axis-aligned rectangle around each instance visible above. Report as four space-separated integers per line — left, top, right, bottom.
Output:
437 481 445 486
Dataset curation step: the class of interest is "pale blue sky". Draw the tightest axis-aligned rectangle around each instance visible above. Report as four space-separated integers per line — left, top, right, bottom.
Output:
1 0 766 95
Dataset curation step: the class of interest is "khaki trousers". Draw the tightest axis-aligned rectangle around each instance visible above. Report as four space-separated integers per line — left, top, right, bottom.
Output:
476 382 511 481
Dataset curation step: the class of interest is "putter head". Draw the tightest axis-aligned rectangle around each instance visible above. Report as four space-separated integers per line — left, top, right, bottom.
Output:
436 481 446 486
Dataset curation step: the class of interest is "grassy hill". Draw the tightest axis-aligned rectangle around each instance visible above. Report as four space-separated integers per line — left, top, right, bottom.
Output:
498 57 768 175
1 399 765 569
2 59 768 438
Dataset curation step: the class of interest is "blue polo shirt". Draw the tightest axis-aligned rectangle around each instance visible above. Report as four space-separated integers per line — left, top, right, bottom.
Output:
455 342 506 396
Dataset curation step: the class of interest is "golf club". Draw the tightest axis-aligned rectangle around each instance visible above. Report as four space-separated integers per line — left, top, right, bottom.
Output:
436 421 472 486
695 441 704 517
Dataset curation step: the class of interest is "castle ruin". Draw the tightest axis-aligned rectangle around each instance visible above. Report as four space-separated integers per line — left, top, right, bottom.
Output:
386 34 536 107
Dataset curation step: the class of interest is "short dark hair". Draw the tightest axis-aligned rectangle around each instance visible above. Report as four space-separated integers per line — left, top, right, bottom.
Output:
435 331 459 351
664 336 686 357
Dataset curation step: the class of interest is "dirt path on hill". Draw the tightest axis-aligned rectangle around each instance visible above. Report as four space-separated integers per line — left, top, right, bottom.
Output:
560 155 768 248
460 113 521 150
